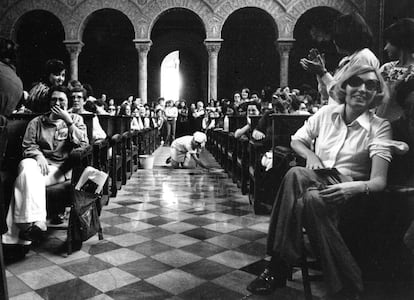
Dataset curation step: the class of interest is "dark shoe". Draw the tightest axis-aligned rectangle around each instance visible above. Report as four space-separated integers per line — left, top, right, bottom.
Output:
18 225 44 243
54 240 82 254
165 157 171 164
246 268 287 295
3 244 30 264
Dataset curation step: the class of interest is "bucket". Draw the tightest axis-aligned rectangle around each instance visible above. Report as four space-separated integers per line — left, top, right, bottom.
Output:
139 155 154 169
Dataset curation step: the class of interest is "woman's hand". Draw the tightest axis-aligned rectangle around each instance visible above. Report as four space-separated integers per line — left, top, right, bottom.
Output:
36 155 49 176
51 105 72 125
252 129 265 140
300 54 326 76
319 181 363 206
306 153 325 169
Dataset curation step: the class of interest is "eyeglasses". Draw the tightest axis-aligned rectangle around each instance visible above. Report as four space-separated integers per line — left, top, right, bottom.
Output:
346 76 380 92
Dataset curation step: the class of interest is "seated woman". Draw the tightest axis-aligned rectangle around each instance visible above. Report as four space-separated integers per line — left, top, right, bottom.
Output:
69 85 106 142
202 109 216 133
247 65 391 299
3 85 88 248
234 102 261 139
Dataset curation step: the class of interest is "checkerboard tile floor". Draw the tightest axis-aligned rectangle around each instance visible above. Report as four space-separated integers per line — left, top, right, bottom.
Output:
6 147 327 300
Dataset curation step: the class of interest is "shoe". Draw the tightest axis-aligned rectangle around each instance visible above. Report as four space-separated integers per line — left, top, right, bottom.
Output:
54 240 83 254
18 225 45 243
165 157 171 164
246 268 287 295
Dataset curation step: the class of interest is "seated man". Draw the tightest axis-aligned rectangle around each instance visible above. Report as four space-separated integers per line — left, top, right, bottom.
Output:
166 131 208 169
3 85 88 249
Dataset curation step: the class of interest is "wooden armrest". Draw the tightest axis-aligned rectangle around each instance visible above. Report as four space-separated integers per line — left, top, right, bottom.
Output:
383 185 414 195
93 139 109 149
122 131 132 139
249 140 267 150
110 134 122 145
69 145 92 164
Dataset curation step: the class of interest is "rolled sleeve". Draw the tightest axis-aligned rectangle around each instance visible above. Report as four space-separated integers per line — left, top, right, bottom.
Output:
291 111 321 148
368 120 392 162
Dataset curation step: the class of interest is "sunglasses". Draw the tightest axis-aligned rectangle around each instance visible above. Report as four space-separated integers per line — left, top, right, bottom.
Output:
346 76 380 92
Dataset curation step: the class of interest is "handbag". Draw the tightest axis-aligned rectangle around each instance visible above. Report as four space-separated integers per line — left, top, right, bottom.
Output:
67 184 103 254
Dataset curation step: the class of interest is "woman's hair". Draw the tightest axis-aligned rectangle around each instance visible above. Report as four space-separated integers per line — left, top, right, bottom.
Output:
118 103 131 116
84 100 97 114
333 13 373 53
334 64 388 108
48 85 70 100
43 59 66 82
70 85 87 99
241 87 250 96
384 18 414 52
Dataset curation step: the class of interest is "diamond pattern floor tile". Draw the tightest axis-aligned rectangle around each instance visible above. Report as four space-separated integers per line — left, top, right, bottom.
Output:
6 146 332 300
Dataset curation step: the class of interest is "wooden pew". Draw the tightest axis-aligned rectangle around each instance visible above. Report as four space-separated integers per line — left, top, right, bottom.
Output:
248 114 309 213
114 116 133 184
97 115 122 197
80 113 110 205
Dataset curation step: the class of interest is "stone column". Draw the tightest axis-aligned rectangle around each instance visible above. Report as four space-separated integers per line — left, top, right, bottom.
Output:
204 39 222 101
277 39 295 88
134 39 152 104
63 40 83 81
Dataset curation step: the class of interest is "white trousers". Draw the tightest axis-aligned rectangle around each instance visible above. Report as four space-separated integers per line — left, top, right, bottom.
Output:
2 158 68 245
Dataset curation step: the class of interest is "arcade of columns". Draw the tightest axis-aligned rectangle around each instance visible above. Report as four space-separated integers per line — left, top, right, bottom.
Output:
0 0 364 102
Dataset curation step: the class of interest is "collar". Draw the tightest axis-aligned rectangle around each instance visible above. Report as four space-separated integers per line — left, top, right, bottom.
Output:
331 104 371 132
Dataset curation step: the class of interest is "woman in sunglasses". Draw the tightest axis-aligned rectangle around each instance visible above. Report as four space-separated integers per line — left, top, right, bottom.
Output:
247 65 391 299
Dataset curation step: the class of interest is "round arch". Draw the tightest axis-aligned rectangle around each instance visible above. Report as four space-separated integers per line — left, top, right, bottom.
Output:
144 0 210 39
72 0 140 41
0 0 68 41
215 0 282 39
287 0 360 38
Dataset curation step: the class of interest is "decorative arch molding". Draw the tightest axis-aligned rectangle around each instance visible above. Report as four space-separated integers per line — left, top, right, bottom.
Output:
286 0 360 38
0 0 69 41
215 0 283 39
73 0 142 41
144 0 211 39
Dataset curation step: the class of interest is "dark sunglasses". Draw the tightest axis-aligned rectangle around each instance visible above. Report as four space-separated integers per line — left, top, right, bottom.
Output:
346 76 380 92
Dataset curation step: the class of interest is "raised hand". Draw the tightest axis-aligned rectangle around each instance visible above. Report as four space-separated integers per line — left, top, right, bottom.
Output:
51 105 72 125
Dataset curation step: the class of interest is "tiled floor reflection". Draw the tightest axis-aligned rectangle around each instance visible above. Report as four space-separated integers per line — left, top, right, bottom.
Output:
6 147 329 300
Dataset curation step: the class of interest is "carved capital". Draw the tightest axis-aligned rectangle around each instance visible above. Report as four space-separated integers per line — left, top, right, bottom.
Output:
204 39 223 56
63 40 84 58
276 39 295 56
134 39 152 56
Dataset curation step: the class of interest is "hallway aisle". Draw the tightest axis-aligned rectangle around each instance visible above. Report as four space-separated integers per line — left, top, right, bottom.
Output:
5 147 325 300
